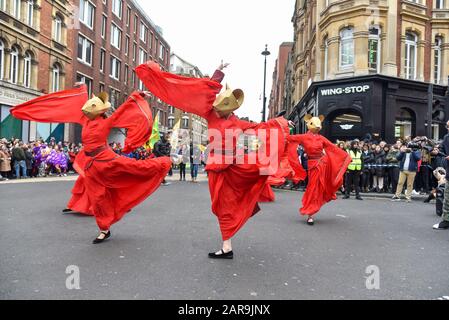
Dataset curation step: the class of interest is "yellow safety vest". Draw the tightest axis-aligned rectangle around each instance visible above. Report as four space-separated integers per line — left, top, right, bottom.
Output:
348 150 362 171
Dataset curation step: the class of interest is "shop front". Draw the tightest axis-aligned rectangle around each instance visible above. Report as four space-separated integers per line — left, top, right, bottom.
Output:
289 75 448 143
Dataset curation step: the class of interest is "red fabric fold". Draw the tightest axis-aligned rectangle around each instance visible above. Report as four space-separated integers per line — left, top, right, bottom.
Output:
135 61 222 118
11 85 88 125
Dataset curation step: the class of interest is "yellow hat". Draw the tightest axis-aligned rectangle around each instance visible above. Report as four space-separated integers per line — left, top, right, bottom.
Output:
213 84 244 113
82 92 111 120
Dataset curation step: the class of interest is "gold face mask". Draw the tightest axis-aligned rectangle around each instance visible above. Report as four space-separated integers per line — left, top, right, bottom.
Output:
213 84 245 114
82 92 111 120
304 114 325 133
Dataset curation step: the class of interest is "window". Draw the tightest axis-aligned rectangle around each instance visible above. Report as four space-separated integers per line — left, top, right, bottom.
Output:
111 24 122 49
100 49 105 72
139 48 147 64
112 0 123 19
133 43 137 61
13 0 20 19
405 32 417 80
323 38 328 80
140 24 147 43
434 37 442 84
125 36 130 56
368 26 381 73
126 6 131 26
436 0 445 8
149 32 153 49
9 46 19 84
23 52 32 88
99 83 105 93
77 35 93 65
168 118 174 129
52 64 60 92
0 0 5 11
124 65 129 84
134 15 138 33
132 70 136 87
0 40 4 80
169 106 174 114
182 117 189 128
110 55 121 80
54 16 62 42
79 0 95 29
339 28 354 68
101 15 107 39
109 87 120 108
76 74 93 96
159 44 165 60
27 0 34 27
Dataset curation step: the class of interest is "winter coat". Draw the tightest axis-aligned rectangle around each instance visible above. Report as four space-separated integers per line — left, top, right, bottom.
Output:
373 150 386 176
0 150 11 172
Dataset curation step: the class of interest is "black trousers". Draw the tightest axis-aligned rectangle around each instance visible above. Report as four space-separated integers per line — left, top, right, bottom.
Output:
345 170 361 196
179 163 186 180
389 167 400 194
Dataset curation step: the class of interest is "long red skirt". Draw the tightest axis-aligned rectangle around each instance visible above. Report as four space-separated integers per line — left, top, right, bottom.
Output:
68 150 171 230
208 164 268 241
259 183 276 202
300 154 349 216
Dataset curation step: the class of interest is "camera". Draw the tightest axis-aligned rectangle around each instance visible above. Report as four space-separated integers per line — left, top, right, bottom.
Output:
407 142 420 151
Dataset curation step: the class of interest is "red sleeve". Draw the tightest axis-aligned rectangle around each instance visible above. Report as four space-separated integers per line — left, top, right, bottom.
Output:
287 134 307 183
135 61 222 119
11 85 88 125
211 70 225 83
109 92 153 154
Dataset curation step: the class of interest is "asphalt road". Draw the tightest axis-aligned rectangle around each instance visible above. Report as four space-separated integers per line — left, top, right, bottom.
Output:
1 178 448 300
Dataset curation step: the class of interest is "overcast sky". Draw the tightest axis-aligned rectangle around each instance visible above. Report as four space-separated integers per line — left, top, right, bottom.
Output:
136 0 294 121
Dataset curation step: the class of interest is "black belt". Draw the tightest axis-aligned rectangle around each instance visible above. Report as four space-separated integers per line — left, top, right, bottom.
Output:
85 145 108 157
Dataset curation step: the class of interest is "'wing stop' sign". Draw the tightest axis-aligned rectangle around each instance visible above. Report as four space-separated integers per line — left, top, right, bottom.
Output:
320 84 370 96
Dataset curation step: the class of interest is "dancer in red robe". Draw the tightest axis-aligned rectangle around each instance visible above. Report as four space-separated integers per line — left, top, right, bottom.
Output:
136 61 289 259
287 115 351 225
11 85 172 243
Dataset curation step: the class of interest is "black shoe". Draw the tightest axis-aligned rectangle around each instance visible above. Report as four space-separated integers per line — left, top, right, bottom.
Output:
307 218 315 226
62 208 73 213
93 231 111 244
208 249 233 259
343 195 350 199
356 196 363 201
433 221 449 230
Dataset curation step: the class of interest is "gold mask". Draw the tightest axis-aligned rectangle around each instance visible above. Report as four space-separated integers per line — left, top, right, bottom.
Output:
213 84 244 114
82 92 111 120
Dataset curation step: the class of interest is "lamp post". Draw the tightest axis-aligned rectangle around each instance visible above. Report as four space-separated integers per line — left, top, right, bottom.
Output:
261 44 271 122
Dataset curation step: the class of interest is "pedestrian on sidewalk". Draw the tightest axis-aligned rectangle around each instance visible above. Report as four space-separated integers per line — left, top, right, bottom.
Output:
433 121 449 230
392 143 421 202
343 140 363 200
190 142 201 182
12 142 28 179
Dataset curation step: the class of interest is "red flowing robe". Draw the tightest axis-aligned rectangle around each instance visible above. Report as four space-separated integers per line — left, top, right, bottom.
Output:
11 85 172 230
136 62 289 240
287 132 351 216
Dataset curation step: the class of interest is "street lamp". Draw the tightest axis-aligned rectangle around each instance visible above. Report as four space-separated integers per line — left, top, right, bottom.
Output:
261 44 271 122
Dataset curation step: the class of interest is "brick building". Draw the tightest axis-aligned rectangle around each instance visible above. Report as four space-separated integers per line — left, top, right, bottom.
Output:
267 42 294 119
70 0 171 143
0 0 73 142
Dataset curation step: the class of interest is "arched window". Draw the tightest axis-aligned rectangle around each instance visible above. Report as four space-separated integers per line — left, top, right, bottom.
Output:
0 40 4 80
435 0 445 9
54 16 62 43
405 32 418 80
9 46 19 84
368 26 381 73
434 37 443 84
27 0 34 27
23 51 32 88
340 27 354 68
52 63 61 92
